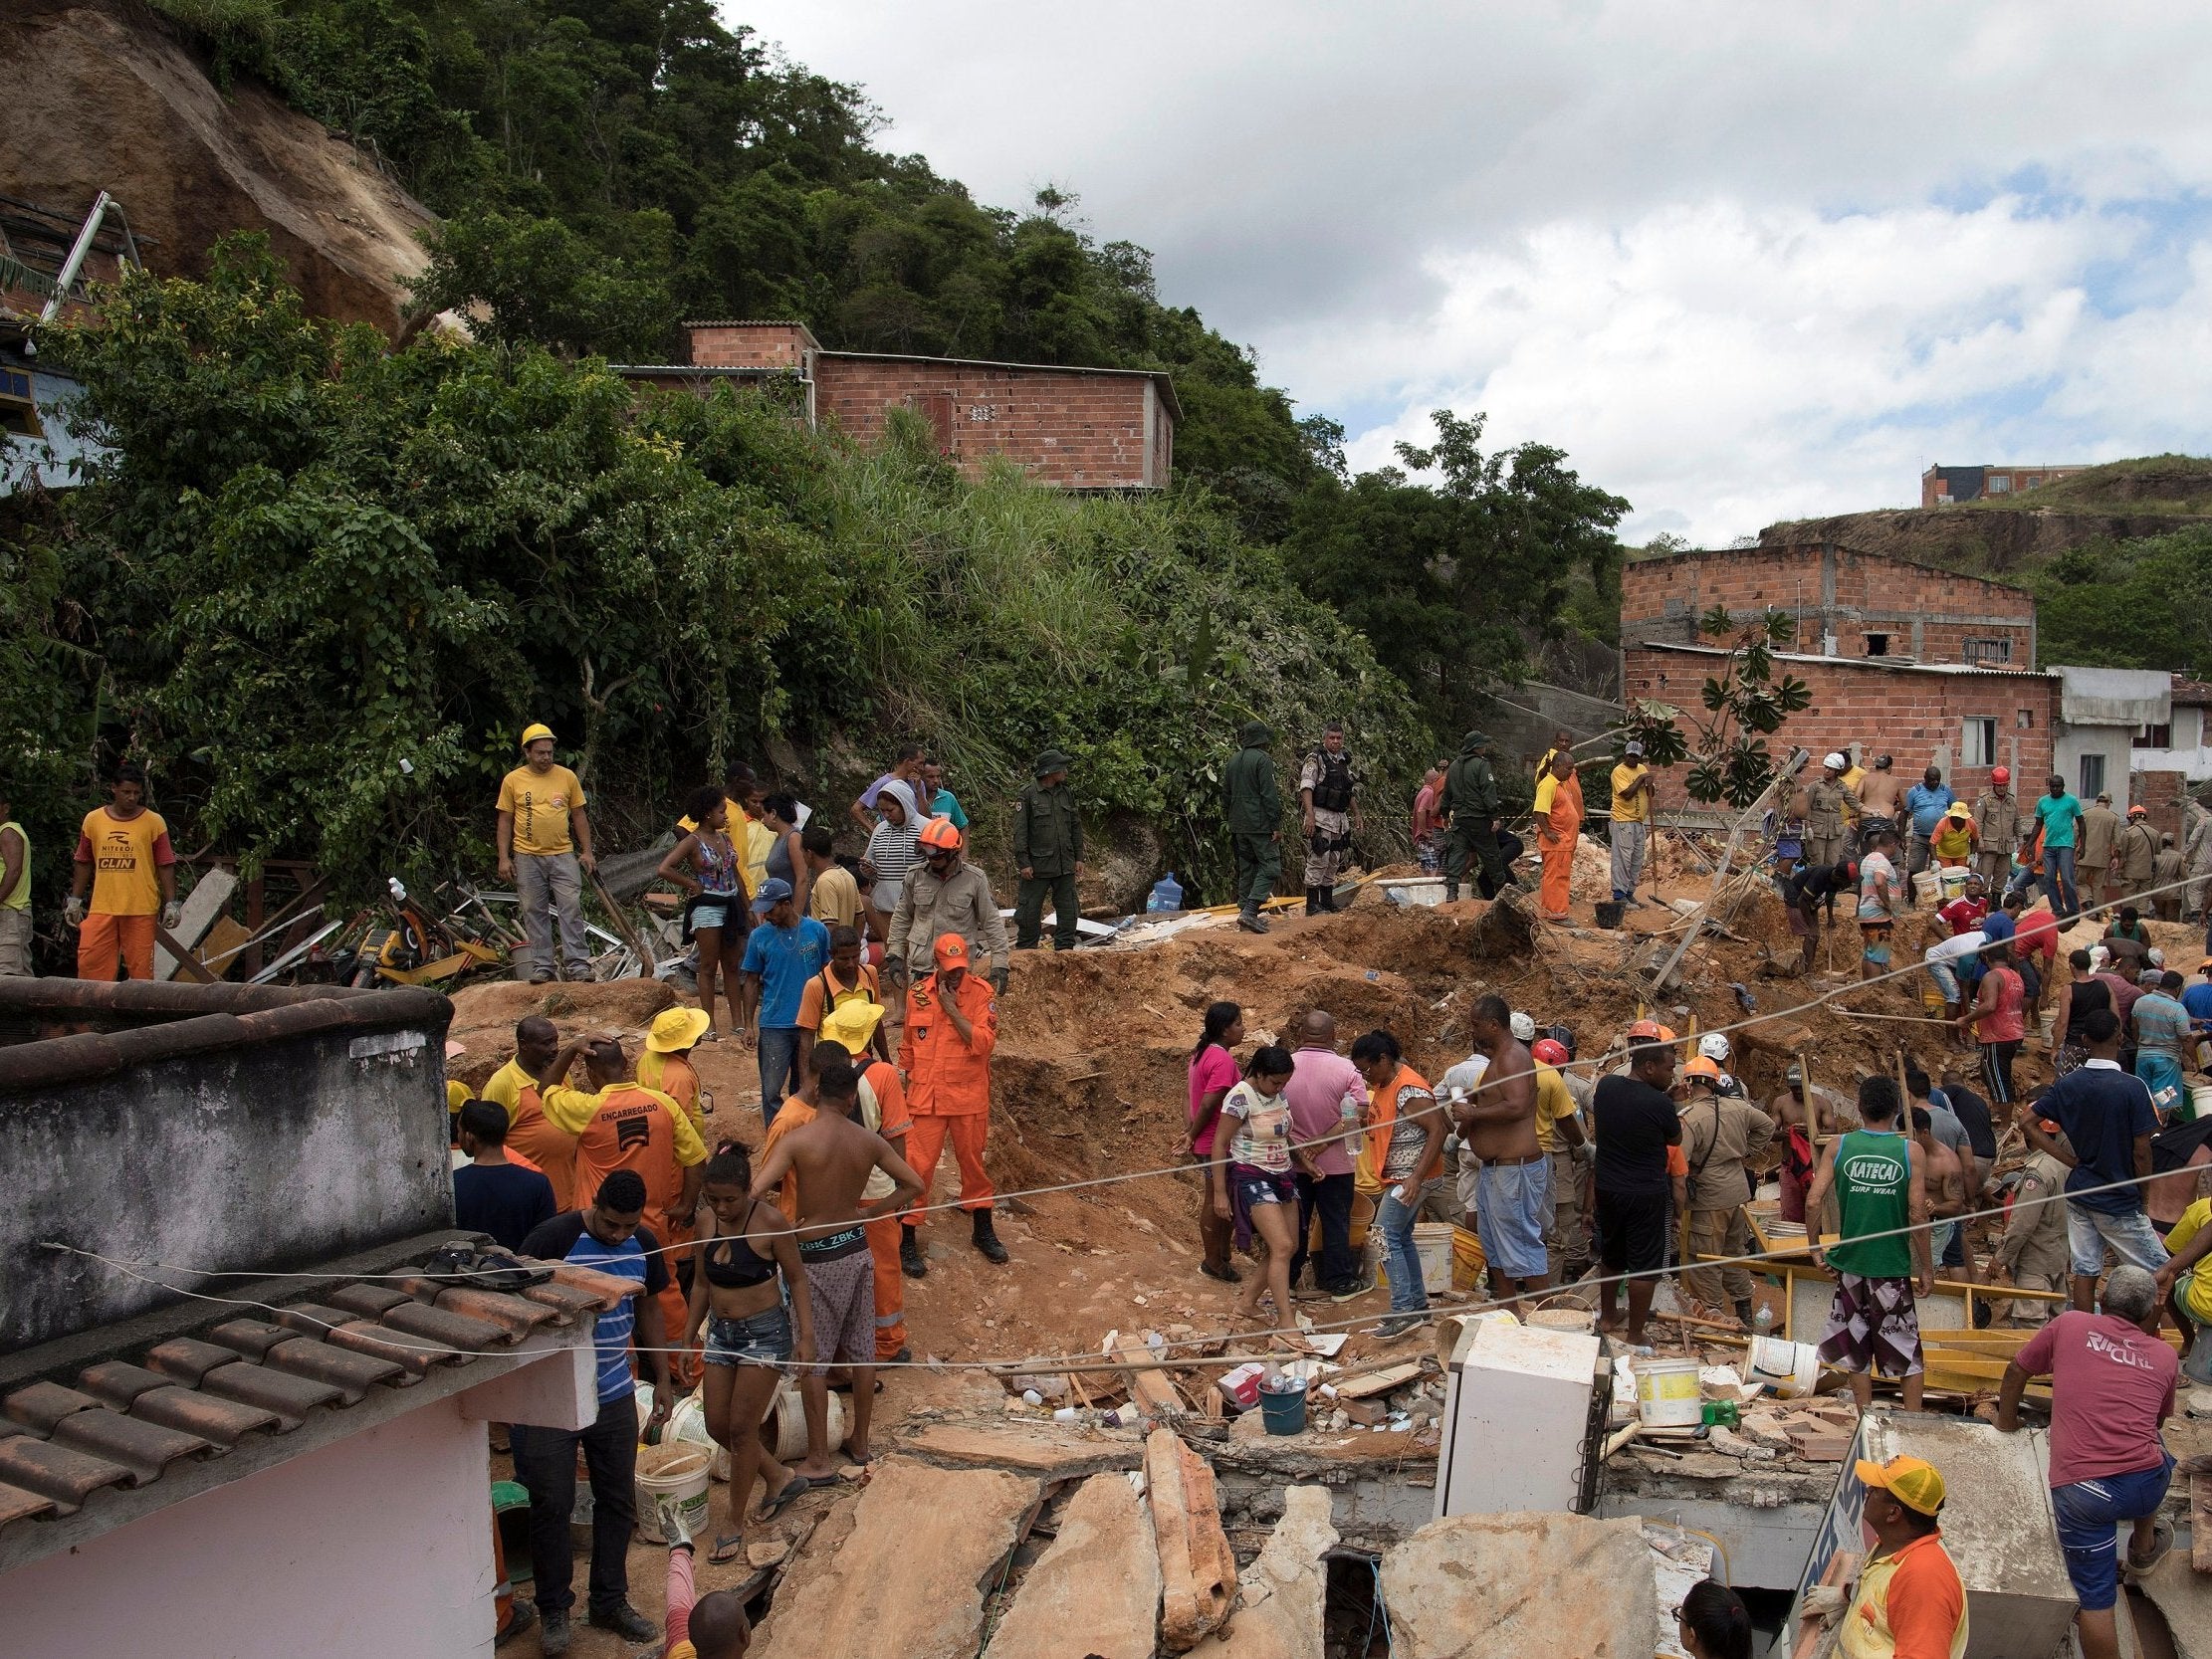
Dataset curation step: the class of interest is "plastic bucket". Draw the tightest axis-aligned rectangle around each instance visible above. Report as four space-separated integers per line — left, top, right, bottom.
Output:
1594 900 1625 930
492 1480 533 1583
1745 1337 1821 1399
765 1381 846 1462
1258 1377 1308 1435
1911 869 1940 904
665 1392 730 1482
1634 1357 1703 1428
1937 867 1972 902
1450 1225 1487 1293
1414 1223 1455 1295
2191 1084 2212 1126
633 1443 713 1545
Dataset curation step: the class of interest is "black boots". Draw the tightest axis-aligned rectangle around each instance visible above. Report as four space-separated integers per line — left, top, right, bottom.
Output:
972 1208 1009 1264
900 1223 928 1278
1305 886 1321 915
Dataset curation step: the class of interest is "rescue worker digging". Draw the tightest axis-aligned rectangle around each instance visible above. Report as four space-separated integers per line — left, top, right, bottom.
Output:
1299 720 1358 914
900 933 1007 1273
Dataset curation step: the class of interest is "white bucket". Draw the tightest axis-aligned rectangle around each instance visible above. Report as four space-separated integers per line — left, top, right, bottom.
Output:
2191 1084 2212 1126
765 1381 847 1462
1634 1357 1704 1428
1911 869 1941 904
633 1443 713 1545
665 1392 731 1483
1745 1337 1820 1399
1413 1223 1455 1295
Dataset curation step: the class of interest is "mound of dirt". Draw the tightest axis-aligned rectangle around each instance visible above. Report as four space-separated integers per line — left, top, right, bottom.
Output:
2 0 436 334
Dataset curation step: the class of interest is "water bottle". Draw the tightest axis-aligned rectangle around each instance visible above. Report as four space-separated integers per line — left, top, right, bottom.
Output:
1751 1304 1777 1338
1148 872 1186 913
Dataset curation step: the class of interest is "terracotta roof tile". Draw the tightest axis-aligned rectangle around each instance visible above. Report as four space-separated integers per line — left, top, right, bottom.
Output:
0 1248 614 1547
3 1381 103 1434
196 1360 344 1431
0 1436 132 1513
49 1411 212 1486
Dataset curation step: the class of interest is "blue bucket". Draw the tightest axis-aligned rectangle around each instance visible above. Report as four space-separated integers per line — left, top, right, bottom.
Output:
1258 1377 1308 1435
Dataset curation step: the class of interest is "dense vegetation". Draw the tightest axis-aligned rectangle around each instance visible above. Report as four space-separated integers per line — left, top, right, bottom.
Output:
5 2 1633 918
2029 525 2212 683
19 240 1430 903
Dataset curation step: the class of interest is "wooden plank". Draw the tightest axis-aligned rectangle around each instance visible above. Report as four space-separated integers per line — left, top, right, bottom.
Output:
1112 1346 1183 1425
191 916 253 978
1334 1361 1427 1401
153 922 216 984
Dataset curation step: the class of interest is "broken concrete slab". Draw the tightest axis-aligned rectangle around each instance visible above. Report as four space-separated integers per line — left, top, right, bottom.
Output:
984 1472 1160 1659
1381 1511 1658 1658
750 1457 1040 1659
1149 1427 1239 1651
904 1420 1145 1480
2139 1552 2212 1659
1186 1484 1337 1659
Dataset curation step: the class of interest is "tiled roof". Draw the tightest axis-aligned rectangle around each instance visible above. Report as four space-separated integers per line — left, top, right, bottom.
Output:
0 1256 623 1543
2169 675 2212 708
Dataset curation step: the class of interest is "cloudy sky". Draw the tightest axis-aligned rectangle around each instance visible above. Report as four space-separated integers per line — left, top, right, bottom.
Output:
738 2 2212 543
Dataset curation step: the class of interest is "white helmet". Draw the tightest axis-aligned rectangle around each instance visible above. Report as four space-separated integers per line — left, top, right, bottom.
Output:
1698 1032 1730 1063
2149 947 2165 968
1823 751 1849 770
1509 1011 1537 1042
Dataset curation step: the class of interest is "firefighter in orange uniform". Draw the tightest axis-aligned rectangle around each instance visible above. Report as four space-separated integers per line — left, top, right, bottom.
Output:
898 933 1005 1274
543 1035 708 1383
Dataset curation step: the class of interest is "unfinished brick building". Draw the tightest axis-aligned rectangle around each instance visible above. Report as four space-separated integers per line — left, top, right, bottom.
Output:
1620 543 2037 668
1620 543 2053 808
616 320 1177 490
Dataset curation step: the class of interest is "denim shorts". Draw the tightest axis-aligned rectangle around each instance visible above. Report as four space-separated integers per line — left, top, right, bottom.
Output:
1232 1167 1296 1208
704 1303 793 1368
2066 1203 2169 1277
2055 1455 2175 1611
693 895 741 933
1474 1157 1552 1281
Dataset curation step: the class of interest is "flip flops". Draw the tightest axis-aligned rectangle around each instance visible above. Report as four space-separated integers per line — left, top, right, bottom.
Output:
708 1534 751 1566
758 1476 809 1521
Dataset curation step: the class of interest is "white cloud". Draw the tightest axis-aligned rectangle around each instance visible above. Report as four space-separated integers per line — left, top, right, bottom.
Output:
729 1 2212 540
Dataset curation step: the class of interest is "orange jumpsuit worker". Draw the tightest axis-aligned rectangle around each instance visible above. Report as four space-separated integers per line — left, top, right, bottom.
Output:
820 999 913 1359
543 1036 707 1386
1534 750 1583 923
899 933 1006 1274
67 760 179 982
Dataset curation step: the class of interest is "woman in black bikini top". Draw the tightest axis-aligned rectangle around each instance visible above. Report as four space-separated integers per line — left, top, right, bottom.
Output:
683 1140 815 1567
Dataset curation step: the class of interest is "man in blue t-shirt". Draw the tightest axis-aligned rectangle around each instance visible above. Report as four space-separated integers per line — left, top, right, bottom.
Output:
2182 959 2212 1070
2036 776 2087 921
740 876 832 1127
1902 766 1957 909
453 1099 555 1251
514 1169 673 1649
2025 1007 2166 1311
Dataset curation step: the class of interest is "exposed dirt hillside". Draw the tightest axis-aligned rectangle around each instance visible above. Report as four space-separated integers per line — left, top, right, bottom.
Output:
1762 456 2212 576
1 0 434 333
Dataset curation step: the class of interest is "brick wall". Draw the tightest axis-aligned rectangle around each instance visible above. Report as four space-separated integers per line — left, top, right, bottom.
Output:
688 322 816 368
1622 645 2056 809
1621 544 2036 668
2130 768 2188 847
814 357 1166 489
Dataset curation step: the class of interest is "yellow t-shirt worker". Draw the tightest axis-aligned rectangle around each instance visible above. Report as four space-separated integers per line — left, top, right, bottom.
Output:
496 724 597 985
1607 739 1656 904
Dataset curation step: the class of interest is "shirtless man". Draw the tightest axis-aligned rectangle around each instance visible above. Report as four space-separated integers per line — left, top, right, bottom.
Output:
750 1058 923 1479
1911 1106 1974 1284
1764 1065 1821 1226
1858 754 1906 827
1448 993 1551 1309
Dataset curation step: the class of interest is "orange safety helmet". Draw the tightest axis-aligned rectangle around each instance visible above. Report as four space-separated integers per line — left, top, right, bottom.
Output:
917 815 964 854
1683 1055 1723 1081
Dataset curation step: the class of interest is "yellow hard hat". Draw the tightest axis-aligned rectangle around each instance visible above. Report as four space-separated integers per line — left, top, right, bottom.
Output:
520 723 554 749
821 999 886 1056
646 1007 713 1054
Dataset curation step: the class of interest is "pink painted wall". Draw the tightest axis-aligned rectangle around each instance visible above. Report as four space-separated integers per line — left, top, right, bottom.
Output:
0 1397 501 1655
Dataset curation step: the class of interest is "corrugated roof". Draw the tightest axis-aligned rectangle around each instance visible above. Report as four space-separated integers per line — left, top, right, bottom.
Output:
0 1249 623 1550
1630 641 2048 679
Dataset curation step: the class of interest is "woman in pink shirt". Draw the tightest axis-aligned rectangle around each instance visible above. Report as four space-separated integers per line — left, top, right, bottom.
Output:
1189 1001 1244 1282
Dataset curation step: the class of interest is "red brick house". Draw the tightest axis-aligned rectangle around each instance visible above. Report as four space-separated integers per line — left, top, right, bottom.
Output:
616 320 1177 491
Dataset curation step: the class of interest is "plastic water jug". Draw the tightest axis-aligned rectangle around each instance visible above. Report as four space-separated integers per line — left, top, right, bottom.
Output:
1148 873 1185 913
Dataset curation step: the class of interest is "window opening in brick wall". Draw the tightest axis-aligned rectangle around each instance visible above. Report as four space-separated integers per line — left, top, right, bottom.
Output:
2017 709 2034 727
1961 718 1997 768
1988 475 2012 494
1865 632 1890 657
1962 637 2013 666
2080 753 2105 801
2134 723 2172 750
0 366 38 438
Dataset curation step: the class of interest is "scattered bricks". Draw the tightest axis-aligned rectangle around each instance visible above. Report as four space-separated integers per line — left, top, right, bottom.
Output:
1708 1425 1777 1461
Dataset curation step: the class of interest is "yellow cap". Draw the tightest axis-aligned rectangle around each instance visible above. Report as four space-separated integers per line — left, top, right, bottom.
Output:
821 999 885 1056
1855 1454 1946 1516
520 723 554 748
645 1006 713 1053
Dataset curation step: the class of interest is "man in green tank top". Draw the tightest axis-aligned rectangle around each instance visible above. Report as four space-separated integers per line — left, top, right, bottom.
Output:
1806 1075 1934 1409
0 788 29 977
